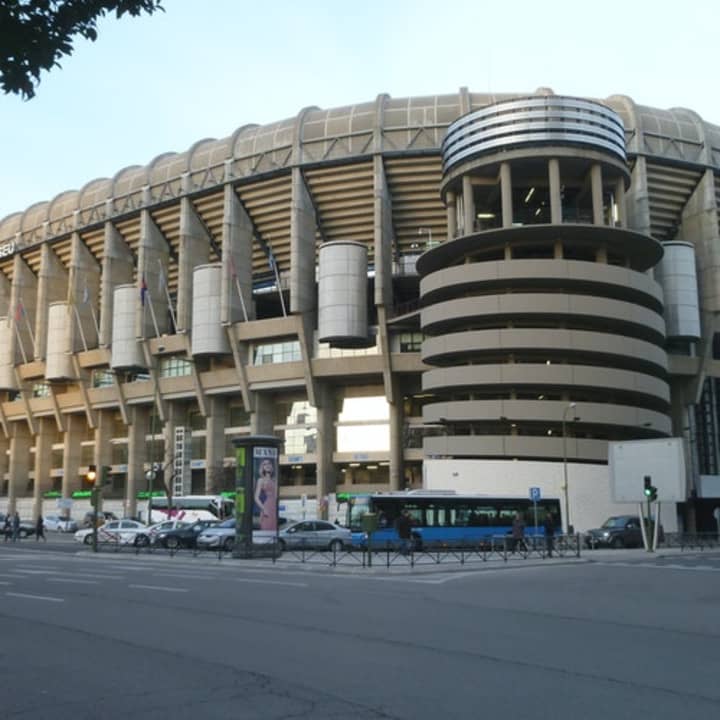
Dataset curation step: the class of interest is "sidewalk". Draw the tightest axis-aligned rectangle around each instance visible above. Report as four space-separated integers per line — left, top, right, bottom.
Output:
71 543 720 576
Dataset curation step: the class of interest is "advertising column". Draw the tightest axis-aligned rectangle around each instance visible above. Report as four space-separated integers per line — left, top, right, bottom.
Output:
232 435 280 558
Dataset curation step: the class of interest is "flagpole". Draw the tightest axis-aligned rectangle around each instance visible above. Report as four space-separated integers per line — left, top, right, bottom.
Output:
146 289 161 338
158 259 177 332
268 247 286 318
18 301 36 356
13 317 28 364
228 254 249 323
73 304 89 352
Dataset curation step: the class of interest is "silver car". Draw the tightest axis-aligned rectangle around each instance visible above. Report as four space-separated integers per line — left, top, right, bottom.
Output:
43 514 78 533
278 521 351 551
196 518 236 551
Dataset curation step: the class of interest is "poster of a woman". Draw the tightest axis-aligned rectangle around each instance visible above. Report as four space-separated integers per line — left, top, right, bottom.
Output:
253 452 278 532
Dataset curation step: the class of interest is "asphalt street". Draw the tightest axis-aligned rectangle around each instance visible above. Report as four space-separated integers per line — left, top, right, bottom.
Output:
1 541 719 719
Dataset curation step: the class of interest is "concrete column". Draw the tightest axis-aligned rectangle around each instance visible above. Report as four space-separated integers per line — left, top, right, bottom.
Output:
93 409 114 509
614 177 626 227
127 406 150 520
11 255 38 363
177 198 212 333
315 384 336 518
500 162 513 228
373 155 394 309
388 382 403 492
446 191 457 239
462 176 474 235
100 222 134 347
61 413 84 500
33 417 54 517
251 394 274 436
624 156 652 237
549 158 562 224
221 185 255 324
7 421 32 513
69 233 101 351
680 169 718 314
290 167 318 314
137 210 170 339
35 245 66 360
591 164 604 225
205 396 229 493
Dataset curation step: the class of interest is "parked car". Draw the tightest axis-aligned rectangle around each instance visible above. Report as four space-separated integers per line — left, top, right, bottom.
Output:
43 514 78 533
0 513 36 539
584 515 664 549
82 510 119 528
74 519 151 546
277 520 352 551
154 520 219 549
196 518 236 551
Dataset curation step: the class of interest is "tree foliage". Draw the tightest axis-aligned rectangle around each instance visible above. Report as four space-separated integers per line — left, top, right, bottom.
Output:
0 0 163 99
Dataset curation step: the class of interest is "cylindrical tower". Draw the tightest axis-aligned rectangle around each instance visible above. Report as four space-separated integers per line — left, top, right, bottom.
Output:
191 264 230 355
420 95 670 463
110 284 146 370
45 302 73 380
317 240 368 347
655 241 701 342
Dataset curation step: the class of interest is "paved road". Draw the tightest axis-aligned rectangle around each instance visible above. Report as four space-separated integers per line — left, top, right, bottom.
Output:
1 544 719 719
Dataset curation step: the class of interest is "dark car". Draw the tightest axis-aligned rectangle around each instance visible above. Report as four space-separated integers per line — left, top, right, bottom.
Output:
0 513 36 539
585 515 663 549
153 520 219 549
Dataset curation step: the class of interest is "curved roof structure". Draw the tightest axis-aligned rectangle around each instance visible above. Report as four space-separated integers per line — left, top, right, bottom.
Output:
1 87 719 245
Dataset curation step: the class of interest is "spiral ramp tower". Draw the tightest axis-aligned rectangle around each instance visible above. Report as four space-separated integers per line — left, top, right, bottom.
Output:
419 96 671 464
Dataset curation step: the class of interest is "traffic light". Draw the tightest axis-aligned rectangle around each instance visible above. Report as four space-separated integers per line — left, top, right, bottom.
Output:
85 465 97 485
643 475 658 502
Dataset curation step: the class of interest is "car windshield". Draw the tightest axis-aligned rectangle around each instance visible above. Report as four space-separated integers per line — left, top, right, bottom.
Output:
217 519 235 529
601 517 630 528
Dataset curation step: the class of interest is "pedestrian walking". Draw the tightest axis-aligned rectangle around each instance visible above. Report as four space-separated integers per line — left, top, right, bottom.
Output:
510 511 526 553
2 514 10 542
11 512 20 542
395 510 413 555
36 514 46 542
544 511 556 557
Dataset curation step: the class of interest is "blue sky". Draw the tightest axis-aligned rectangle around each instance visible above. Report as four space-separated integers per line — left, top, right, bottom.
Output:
1 0 717 220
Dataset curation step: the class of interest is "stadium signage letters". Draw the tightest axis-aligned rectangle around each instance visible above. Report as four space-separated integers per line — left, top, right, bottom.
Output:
0 241 16 258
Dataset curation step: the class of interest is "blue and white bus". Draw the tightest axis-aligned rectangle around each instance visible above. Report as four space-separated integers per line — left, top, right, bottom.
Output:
342 491 561 548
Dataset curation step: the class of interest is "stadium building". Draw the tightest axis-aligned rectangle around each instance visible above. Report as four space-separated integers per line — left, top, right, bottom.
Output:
1 87 719 531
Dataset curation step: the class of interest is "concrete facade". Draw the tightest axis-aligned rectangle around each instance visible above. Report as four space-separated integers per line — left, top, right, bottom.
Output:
1 87 720 532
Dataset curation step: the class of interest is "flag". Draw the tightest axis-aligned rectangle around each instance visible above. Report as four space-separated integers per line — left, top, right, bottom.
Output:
15 298 24 322
140 276 148 306
228 253 238 279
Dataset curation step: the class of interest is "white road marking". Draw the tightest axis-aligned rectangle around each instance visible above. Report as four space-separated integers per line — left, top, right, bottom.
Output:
47 578 99 585
5 592 64 603
231 577 308 588
129 584 189 593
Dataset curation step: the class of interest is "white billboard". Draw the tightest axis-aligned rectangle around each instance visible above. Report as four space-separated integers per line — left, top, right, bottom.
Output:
608 438 686 503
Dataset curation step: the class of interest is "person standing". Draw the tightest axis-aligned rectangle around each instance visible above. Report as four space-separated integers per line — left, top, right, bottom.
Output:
36 514 46 542
395 511 413 555
544 511 556 557
510 512 525 553
11 512 20 542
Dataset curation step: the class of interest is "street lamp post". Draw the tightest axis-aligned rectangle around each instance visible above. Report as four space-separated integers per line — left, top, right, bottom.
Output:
562 402 577 535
